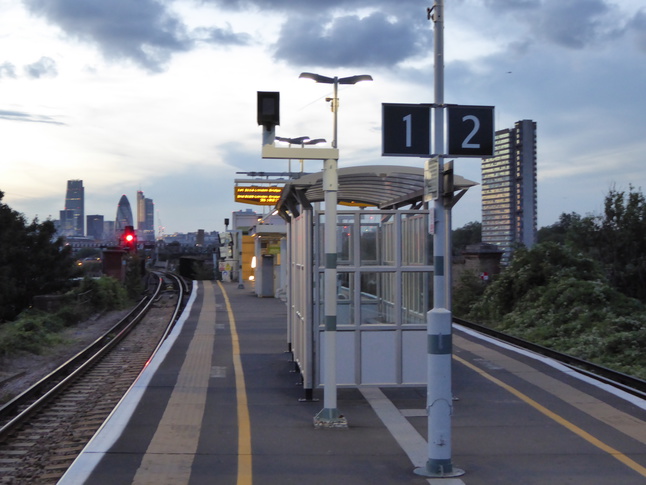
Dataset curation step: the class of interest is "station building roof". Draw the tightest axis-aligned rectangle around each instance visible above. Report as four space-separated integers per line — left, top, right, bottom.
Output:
275 165 477 219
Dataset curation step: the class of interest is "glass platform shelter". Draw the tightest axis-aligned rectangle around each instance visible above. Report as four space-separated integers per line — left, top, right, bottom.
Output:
274 165 475 394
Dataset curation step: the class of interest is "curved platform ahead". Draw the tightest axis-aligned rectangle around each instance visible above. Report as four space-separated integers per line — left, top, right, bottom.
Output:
60 281 646 484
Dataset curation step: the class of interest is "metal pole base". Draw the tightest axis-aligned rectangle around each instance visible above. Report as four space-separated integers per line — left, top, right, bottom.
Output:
414 461 465 478
313 408 348 428
237 282 245 289
298 388 319 403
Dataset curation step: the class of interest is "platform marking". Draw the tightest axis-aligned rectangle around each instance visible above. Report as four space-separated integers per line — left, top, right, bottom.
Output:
360 387 466 485
454 332 646 444
132 281 217 484
218 280 253 485
56 283 199 485
454 354 646 479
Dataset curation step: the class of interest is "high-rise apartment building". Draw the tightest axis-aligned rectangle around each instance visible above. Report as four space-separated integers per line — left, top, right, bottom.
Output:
481 119 537 263
64 180 84 236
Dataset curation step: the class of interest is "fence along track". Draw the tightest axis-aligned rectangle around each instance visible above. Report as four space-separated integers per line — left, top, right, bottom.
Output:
454 316 646 399
0 272 189 484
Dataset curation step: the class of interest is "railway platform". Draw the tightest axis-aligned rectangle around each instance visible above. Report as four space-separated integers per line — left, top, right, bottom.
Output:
60 280 646 484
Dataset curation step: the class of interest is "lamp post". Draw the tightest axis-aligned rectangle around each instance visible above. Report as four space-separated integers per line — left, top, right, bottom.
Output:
299 72 372 427
415 0 464 478
299 73 373 149
276 136 327 174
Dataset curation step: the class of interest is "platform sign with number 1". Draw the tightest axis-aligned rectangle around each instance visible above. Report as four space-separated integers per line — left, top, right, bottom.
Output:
382 103 432 157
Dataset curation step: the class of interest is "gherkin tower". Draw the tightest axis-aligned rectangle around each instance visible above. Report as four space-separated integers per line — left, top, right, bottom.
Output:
115 194 134 232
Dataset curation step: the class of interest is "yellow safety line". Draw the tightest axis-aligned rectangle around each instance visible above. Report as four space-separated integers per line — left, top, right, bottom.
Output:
218 281 253 485
454 354 646 478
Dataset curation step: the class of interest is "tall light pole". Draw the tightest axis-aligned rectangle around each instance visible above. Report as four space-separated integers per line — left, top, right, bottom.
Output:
299 72 372 427
415 0 464 478
299 73 373 149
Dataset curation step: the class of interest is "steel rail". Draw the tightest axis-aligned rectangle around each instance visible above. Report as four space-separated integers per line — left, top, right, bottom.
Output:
454 316 646 399
0 273 169 441
149 271 191 355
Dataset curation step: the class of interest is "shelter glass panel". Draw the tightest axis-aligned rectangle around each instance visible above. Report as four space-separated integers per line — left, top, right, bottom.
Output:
360 272 396 325
402 272 430 325
318 213 355 265
360 213 395 266
318 271 355 326
337 217 354 265
402 213 428 266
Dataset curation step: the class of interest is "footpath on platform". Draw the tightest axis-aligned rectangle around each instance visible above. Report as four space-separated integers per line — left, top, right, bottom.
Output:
60 280 646 485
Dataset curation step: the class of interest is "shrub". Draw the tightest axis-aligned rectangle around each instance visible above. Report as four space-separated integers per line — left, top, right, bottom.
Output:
0 276 130 358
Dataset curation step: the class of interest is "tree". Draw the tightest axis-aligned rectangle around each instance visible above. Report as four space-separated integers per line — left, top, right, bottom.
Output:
0 191 76 321
595 186 646 301
537 212 585 245
452 221 481 255
537 186 646 302
469 242 604 324
468 242 646 377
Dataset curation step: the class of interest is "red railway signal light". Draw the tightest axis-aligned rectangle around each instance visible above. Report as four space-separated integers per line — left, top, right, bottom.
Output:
122 225 137 251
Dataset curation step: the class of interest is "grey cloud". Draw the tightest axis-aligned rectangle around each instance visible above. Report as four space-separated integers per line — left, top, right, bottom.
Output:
544 0 619 48
23 0 191 72
0 62 17 79
199 0 405 12
194 25 251 46
483 0 540 10
24 56 58 79
0 109 65 125
628 9 646 52
519 0 623 49
273 12 424 68
23 0 254 72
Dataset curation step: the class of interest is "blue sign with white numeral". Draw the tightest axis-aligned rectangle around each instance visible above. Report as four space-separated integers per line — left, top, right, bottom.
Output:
446 105 494 157
382 103 432 157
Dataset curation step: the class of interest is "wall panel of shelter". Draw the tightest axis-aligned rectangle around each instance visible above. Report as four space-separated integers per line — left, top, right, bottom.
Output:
287 207 434 390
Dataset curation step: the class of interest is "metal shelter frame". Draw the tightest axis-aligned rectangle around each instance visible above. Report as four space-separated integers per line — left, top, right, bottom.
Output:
276 165 475 396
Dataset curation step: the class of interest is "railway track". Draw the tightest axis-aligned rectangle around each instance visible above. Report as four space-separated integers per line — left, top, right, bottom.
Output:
0 272 190 484
454 316 646 400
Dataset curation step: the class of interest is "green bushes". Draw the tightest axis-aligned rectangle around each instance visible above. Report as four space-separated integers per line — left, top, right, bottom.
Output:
79 276 129 311
0 312 66 356
0 276 129 358
467 243 646 379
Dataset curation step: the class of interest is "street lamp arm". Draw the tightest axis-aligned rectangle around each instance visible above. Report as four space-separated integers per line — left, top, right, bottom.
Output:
338 74 373 84
299 72 335 84
304 138 327 145
276 136 311 144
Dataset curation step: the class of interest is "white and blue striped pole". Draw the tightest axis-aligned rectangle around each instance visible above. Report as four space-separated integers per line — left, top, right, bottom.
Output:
299 73 371 427
416 0 464 477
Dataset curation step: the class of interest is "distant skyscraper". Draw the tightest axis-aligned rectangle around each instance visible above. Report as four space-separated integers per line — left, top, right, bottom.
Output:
64 180 84 236
86 215 104 241
481 119 537 263
59 209 76 237
144 197 155 241
104 220 116 241
137 191 145 232
115 195 134 232
136 190 155 241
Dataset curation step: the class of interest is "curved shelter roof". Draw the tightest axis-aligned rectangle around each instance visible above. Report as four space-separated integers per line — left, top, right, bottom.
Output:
276 165 477 218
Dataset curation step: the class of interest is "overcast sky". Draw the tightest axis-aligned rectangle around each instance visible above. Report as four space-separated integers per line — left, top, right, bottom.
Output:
1 0 645 234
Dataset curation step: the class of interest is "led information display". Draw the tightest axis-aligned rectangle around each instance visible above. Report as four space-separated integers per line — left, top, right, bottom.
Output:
234 186 283 206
